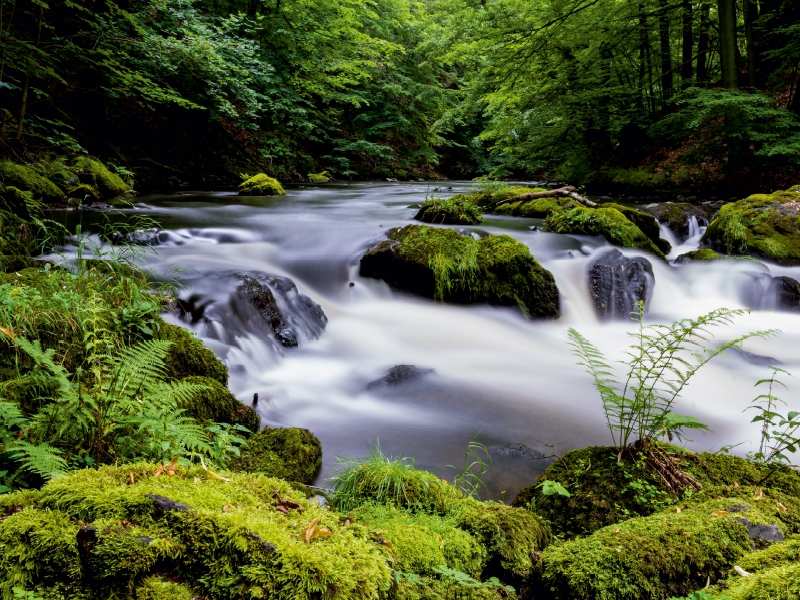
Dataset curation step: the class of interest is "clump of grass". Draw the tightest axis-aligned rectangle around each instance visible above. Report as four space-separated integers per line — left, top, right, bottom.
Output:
415 195 484 225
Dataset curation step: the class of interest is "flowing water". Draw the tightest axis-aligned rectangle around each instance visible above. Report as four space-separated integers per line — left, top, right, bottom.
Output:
61 182 800 500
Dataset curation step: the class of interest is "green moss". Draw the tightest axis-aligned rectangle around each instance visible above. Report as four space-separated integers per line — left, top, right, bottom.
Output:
682 453 800 499
448 498 552 582
534 498 759 600
0 507 83 597
604 202 670 253
0 186 42 221
395 576 515 600
493 195 577 218
360 224 560 319
544 206 666 258
181 375 260 432
415 196 484 225
0 161 64 203
349 503 487 577
231 426 322 484
308 171 331 182
707 538 800 600
155 320 228 385
701 187 800 264
71 156 132 199
238 173 286 196
67 183 101 202
678 248 725 262
135 576 196 600
27 463 394 599
0 255 37 273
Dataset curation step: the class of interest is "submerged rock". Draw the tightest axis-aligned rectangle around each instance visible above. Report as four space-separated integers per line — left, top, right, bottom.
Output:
495 443 547 460
238 173 286 196
237 274 299 347
738 272 800 312
701 185 800 264
769 275 800 311
359 224 560 319
587 249 654 320
367 365 434 389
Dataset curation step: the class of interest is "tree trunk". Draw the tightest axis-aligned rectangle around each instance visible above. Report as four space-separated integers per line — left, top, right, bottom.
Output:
743 0 756 87
657 0 674 104
16 4 42 139
680 0 693 89
696 3 711 85
718 0 738 88
638 4 647 110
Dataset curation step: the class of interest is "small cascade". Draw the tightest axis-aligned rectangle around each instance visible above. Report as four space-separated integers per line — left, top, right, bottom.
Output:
664 215 708 261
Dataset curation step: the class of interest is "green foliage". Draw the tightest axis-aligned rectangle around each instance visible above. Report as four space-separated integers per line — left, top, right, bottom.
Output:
568 302 776 450
71 157 132 199
746 367 800 466
329 441 462 513
0 162 63 204
155 320 228 385
537 480 570 498
231 426 323 484
448 434 492 499
360 224 560 318
181 375 260 432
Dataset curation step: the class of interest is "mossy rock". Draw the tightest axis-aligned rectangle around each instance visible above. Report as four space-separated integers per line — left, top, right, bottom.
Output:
682 452 800 498
544 206 667 258
0 186 42 220
448 497 552 584
359 224 560 319
646 202 710 241
414 195 483 225
350 503 487 577
493 195 578 218
676 248 725 262
135 576 196 600
533 498 768 600
3 464 394 599
238 173 286 196
513 446 670 538
231 426 322 484
0 161 64 203
71 156 132 199
308 171 331 182
67 183 102 202
180 375 260 433
701 186 800 264
155 320 228 385
604 202 671 254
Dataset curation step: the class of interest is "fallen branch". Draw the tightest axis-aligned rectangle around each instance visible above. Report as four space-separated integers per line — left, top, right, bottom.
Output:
494 185 598 209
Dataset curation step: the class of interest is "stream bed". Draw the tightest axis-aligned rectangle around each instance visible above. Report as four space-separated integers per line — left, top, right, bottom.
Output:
63 181 800 500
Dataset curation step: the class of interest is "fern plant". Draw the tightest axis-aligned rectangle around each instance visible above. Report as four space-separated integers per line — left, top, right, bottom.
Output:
0 334 236 490
568 302 777 454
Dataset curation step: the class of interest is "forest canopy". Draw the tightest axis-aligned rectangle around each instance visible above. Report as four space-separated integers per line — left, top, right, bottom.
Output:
1 0 799 191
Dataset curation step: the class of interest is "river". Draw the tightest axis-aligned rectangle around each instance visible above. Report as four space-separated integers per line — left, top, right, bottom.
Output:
64 181 800 500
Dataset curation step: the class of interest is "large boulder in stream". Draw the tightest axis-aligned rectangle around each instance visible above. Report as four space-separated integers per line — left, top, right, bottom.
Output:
359 224 560 318
701 185 800 264
544 206 667 258
238 173 286 196
587 249 654 319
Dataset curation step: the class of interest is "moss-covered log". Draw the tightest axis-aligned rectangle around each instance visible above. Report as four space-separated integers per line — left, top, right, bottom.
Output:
359 224 560 318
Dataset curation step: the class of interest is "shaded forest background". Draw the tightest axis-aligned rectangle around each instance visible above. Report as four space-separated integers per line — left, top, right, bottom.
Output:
1 0 799 192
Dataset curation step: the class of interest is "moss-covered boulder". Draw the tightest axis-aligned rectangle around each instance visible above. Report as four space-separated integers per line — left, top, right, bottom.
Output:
180 375 260 432
646 202 710 241
238 173 286 196
492 190 580 219
676 248 725 263
533 497 777 600
308 171 331 182
414 196 484 225
155 320 228 385
359 224 560 319
701 186 800 264
0 186 42 220
0 464 394 599
67 183 102 202
707 536 800 599
231 426 322 484
544 206 667 258
604 202 671 254
71 156 132 199
0 160 64 203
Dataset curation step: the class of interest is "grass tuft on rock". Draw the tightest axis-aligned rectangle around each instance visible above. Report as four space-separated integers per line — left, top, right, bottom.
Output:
415 195 484 225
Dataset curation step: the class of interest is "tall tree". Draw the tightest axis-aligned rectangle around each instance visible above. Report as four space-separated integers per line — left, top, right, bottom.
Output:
743 0 757 87
657 0 674 102
718 0 739 88
680 0 693 89
696 3 711 85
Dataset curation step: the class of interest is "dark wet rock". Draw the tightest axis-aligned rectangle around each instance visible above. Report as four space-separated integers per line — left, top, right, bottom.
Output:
359 224 560 319
496 443 547 460
146 494 191 514
729 505 749 512
739 517 784 543
739 272 800 312
247 531 277 554
237 275 297 347
367 365 434 389
110 228 163 246
770 275 800 311
646 202 710 241
588 249 654 320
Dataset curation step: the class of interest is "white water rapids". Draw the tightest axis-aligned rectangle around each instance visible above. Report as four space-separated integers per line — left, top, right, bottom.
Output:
73 182 800 499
